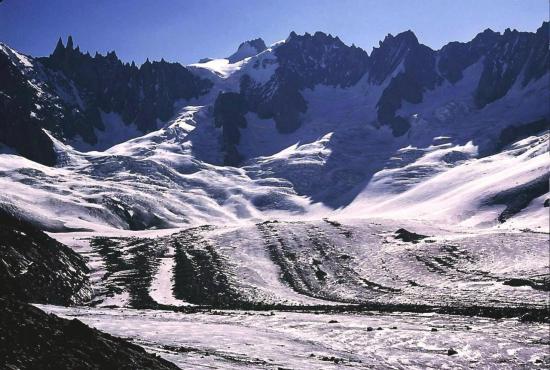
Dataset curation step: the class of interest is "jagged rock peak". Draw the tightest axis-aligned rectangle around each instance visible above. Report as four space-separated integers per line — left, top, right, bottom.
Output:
377 30 419 49
471 28 499 46
227 37 267 63
281 30 368 56
66 35 74 50
51 36 79 58
54 37 64 51
238 38 267 53
394 30 419 45
285 30 347 45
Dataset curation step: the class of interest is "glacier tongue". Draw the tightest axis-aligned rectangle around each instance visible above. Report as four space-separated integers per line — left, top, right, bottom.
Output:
0 82 548 232
0 28 548 232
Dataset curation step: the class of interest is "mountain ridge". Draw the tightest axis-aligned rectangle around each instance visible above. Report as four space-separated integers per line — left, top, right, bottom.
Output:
0 23 547 232
1 22 547 165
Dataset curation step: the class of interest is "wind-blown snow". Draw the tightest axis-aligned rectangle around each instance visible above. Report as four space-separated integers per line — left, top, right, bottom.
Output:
342 133 548 231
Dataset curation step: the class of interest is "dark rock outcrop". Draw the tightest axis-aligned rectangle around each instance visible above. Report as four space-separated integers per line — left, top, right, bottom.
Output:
394 228 428 243
0 208 91 305
241 31 369 133
42 37 212 133
475 25 547 108
213 91 248 165
239 23 548 139
0 37 212 165
1 23 548 165
437 28 499 84
484 173 549 222
373 31 440 135
0 45 66 165
0 298 179 370
503 277 550 291
228 38 267 63
0 210 180 369
492 118 549 154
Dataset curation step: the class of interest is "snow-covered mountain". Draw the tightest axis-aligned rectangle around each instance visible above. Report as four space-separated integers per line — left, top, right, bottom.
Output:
0 23 548 232
1 22 549 370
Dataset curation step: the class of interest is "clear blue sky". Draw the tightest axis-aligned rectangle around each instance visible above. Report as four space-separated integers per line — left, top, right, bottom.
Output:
0 0 547 65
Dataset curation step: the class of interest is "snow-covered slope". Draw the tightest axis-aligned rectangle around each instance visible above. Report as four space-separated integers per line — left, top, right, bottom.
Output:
0 24 548 233
0 112 317 232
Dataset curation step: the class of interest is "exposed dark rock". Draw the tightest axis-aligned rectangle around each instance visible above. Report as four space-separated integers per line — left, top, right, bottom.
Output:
228 38 267 63
373 23 548 135
475 25 548 108
213 91 248 165
484 174 549 222
522 22 549 86
89 236 165 308
447 348 458 356
239 24 547 140
2 24 548 164
315 267 328 281
372 30 440 136
438 28 499 84
0 46 61 165
394 228 428 243
492 118 549 154
441 151 470 164
0 298 179 370
0 37 211 165
241 31 369 134
0 208 91 305
503 277 549 292
43 38 212 132
172 228 241 306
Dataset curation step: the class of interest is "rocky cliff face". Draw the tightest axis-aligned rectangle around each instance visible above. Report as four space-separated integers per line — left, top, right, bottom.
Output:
213 91 248 165
0 208 91 305
238 22 548 140
0 207 181 368
0 37 212 165
43 37 212 132
241 31 370 133
228 38 267 63
475 24 549 108
1 23 548 167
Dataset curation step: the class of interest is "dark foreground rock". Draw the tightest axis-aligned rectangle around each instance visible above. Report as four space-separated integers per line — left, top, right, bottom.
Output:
0 298 179 370
0 209 180 369
0 208 91 305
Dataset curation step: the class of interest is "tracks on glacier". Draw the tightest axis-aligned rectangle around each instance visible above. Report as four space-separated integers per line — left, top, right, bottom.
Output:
85 220 550 322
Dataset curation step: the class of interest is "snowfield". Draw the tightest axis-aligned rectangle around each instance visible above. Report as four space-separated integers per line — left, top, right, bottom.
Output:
37 305 550 370
0 94 547 232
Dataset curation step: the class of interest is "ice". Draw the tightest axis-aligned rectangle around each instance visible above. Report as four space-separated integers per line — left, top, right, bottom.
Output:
36 305 550 370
